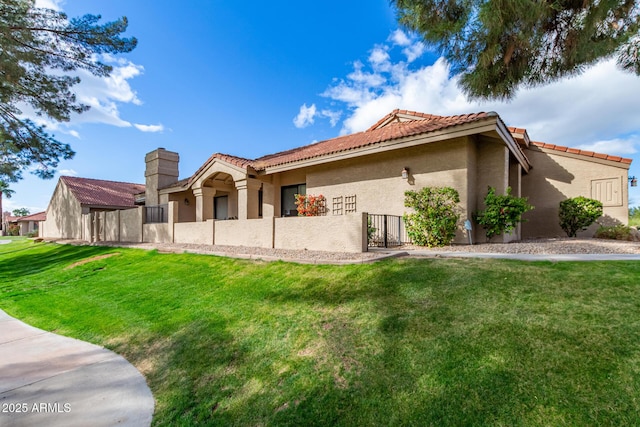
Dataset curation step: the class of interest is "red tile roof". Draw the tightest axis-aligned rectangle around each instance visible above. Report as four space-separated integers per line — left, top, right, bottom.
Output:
180 109 631 187
61 176 145 208
183 110 492 182
187 153 255 186
17 211 46 222
531 141 632 164
254 111 490 169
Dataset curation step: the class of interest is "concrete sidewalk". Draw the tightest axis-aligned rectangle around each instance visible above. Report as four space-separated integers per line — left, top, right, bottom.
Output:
0 310 154 427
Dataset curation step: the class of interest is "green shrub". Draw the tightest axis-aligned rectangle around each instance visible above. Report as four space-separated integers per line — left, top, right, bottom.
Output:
474 187 533 240
559 197 603 237
7 224 19 236
403 186 460 247
367 217 376 242
594 224 633 241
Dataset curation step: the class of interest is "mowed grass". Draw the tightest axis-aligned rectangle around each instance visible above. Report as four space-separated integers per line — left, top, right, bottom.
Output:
1 239 640 426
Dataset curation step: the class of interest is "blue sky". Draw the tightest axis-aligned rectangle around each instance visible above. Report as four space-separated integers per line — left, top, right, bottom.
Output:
6 0 640 214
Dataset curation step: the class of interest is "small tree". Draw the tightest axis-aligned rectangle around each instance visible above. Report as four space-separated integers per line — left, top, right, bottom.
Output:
403 186 460 247
559 197 603 237
12 207 30 217
474 187 533 240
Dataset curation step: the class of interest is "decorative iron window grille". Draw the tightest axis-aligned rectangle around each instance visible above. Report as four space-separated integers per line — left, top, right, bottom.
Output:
145 204 168 223
316 197 327 216
345 195 357 213
333 196 343 215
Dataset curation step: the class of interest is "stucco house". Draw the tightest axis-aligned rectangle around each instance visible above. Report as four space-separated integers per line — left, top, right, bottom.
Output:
2 211 46 236
41 109 631 251
41 176 145 240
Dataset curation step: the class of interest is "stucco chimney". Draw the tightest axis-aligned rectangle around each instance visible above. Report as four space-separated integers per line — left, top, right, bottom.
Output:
145 148 179 206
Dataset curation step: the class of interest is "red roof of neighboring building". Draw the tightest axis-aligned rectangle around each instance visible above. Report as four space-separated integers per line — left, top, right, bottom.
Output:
61 176 145 208
16 211 46 222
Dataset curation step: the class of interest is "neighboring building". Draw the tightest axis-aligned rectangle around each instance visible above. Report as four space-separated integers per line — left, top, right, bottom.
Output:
41 176 145 240
2 211 46 236
41 110 631 250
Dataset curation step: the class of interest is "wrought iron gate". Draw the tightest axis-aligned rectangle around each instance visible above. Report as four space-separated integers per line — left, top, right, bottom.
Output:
367 214 409 248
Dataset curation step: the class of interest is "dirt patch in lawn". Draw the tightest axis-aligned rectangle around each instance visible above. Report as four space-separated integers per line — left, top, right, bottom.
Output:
65 253 120 270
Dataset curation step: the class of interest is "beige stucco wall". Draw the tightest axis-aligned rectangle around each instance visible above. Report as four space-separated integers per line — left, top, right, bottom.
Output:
215 219 274 248
274 213 366 253
473 139 519 243
174 221 214 244
41 180 83 239
119 207 143 242
167 191 196 222
522 147 629 238
143 223 170 243
305 140 467 217
104 211 120 241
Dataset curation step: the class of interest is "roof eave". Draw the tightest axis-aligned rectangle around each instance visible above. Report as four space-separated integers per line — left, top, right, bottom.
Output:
494 117 532 173
530 145 632 169
261 118 511 174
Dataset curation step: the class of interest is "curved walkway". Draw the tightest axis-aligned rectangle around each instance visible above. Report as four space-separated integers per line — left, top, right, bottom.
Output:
0 309 154 427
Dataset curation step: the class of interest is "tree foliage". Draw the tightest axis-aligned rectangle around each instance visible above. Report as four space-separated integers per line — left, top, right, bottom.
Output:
403 186 461 247
12 207 29 216
394 0 640 99
474 186 533 240
559 196 603 237
0 0 136 195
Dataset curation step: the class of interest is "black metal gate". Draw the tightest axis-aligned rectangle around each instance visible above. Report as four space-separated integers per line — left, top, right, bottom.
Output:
145 204 168 223
367 214 409 248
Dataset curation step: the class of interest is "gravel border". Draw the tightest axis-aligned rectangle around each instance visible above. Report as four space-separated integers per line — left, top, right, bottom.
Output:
41 237 640 264
398 238 640 255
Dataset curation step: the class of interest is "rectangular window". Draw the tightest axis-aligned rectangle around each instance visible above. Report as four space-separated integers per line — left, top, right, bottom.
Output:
591 178 621 207
281 184 305 217
258 187 263 218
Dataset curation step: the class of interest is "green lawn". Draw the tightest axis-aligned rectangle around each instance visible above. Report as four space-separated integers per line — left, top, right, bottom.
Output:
1 239 640 426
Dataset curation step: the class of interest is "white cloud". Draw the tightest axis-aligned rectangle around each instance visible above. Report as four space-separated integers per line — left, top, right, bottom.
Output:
575 136 639 155
18 58 145 131
134 123 165 133
35 0 63 10
68 130 80 139
347 61 386 87
403 42 426 63
293 103 317 128
58 169 78 176
310 29 640 159
369 46 391 71
2 199 46 215
391 29 412 47
320 109 342 127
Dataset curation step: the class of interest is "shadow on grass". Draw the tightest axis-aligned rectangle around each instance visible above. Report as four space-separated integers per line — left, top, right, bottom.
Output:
206 259 526 426
0 242 115 280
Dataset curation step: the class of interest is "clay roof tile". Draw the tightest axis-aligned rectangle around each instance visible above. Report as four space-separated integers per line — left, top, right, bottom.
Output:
61 176 145 208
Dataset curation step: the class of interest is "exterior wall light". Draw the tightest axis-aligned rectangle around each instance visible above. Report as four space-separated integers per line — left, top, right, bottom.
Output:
630 176 638 187
184 198 190 206
401 167 409 180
